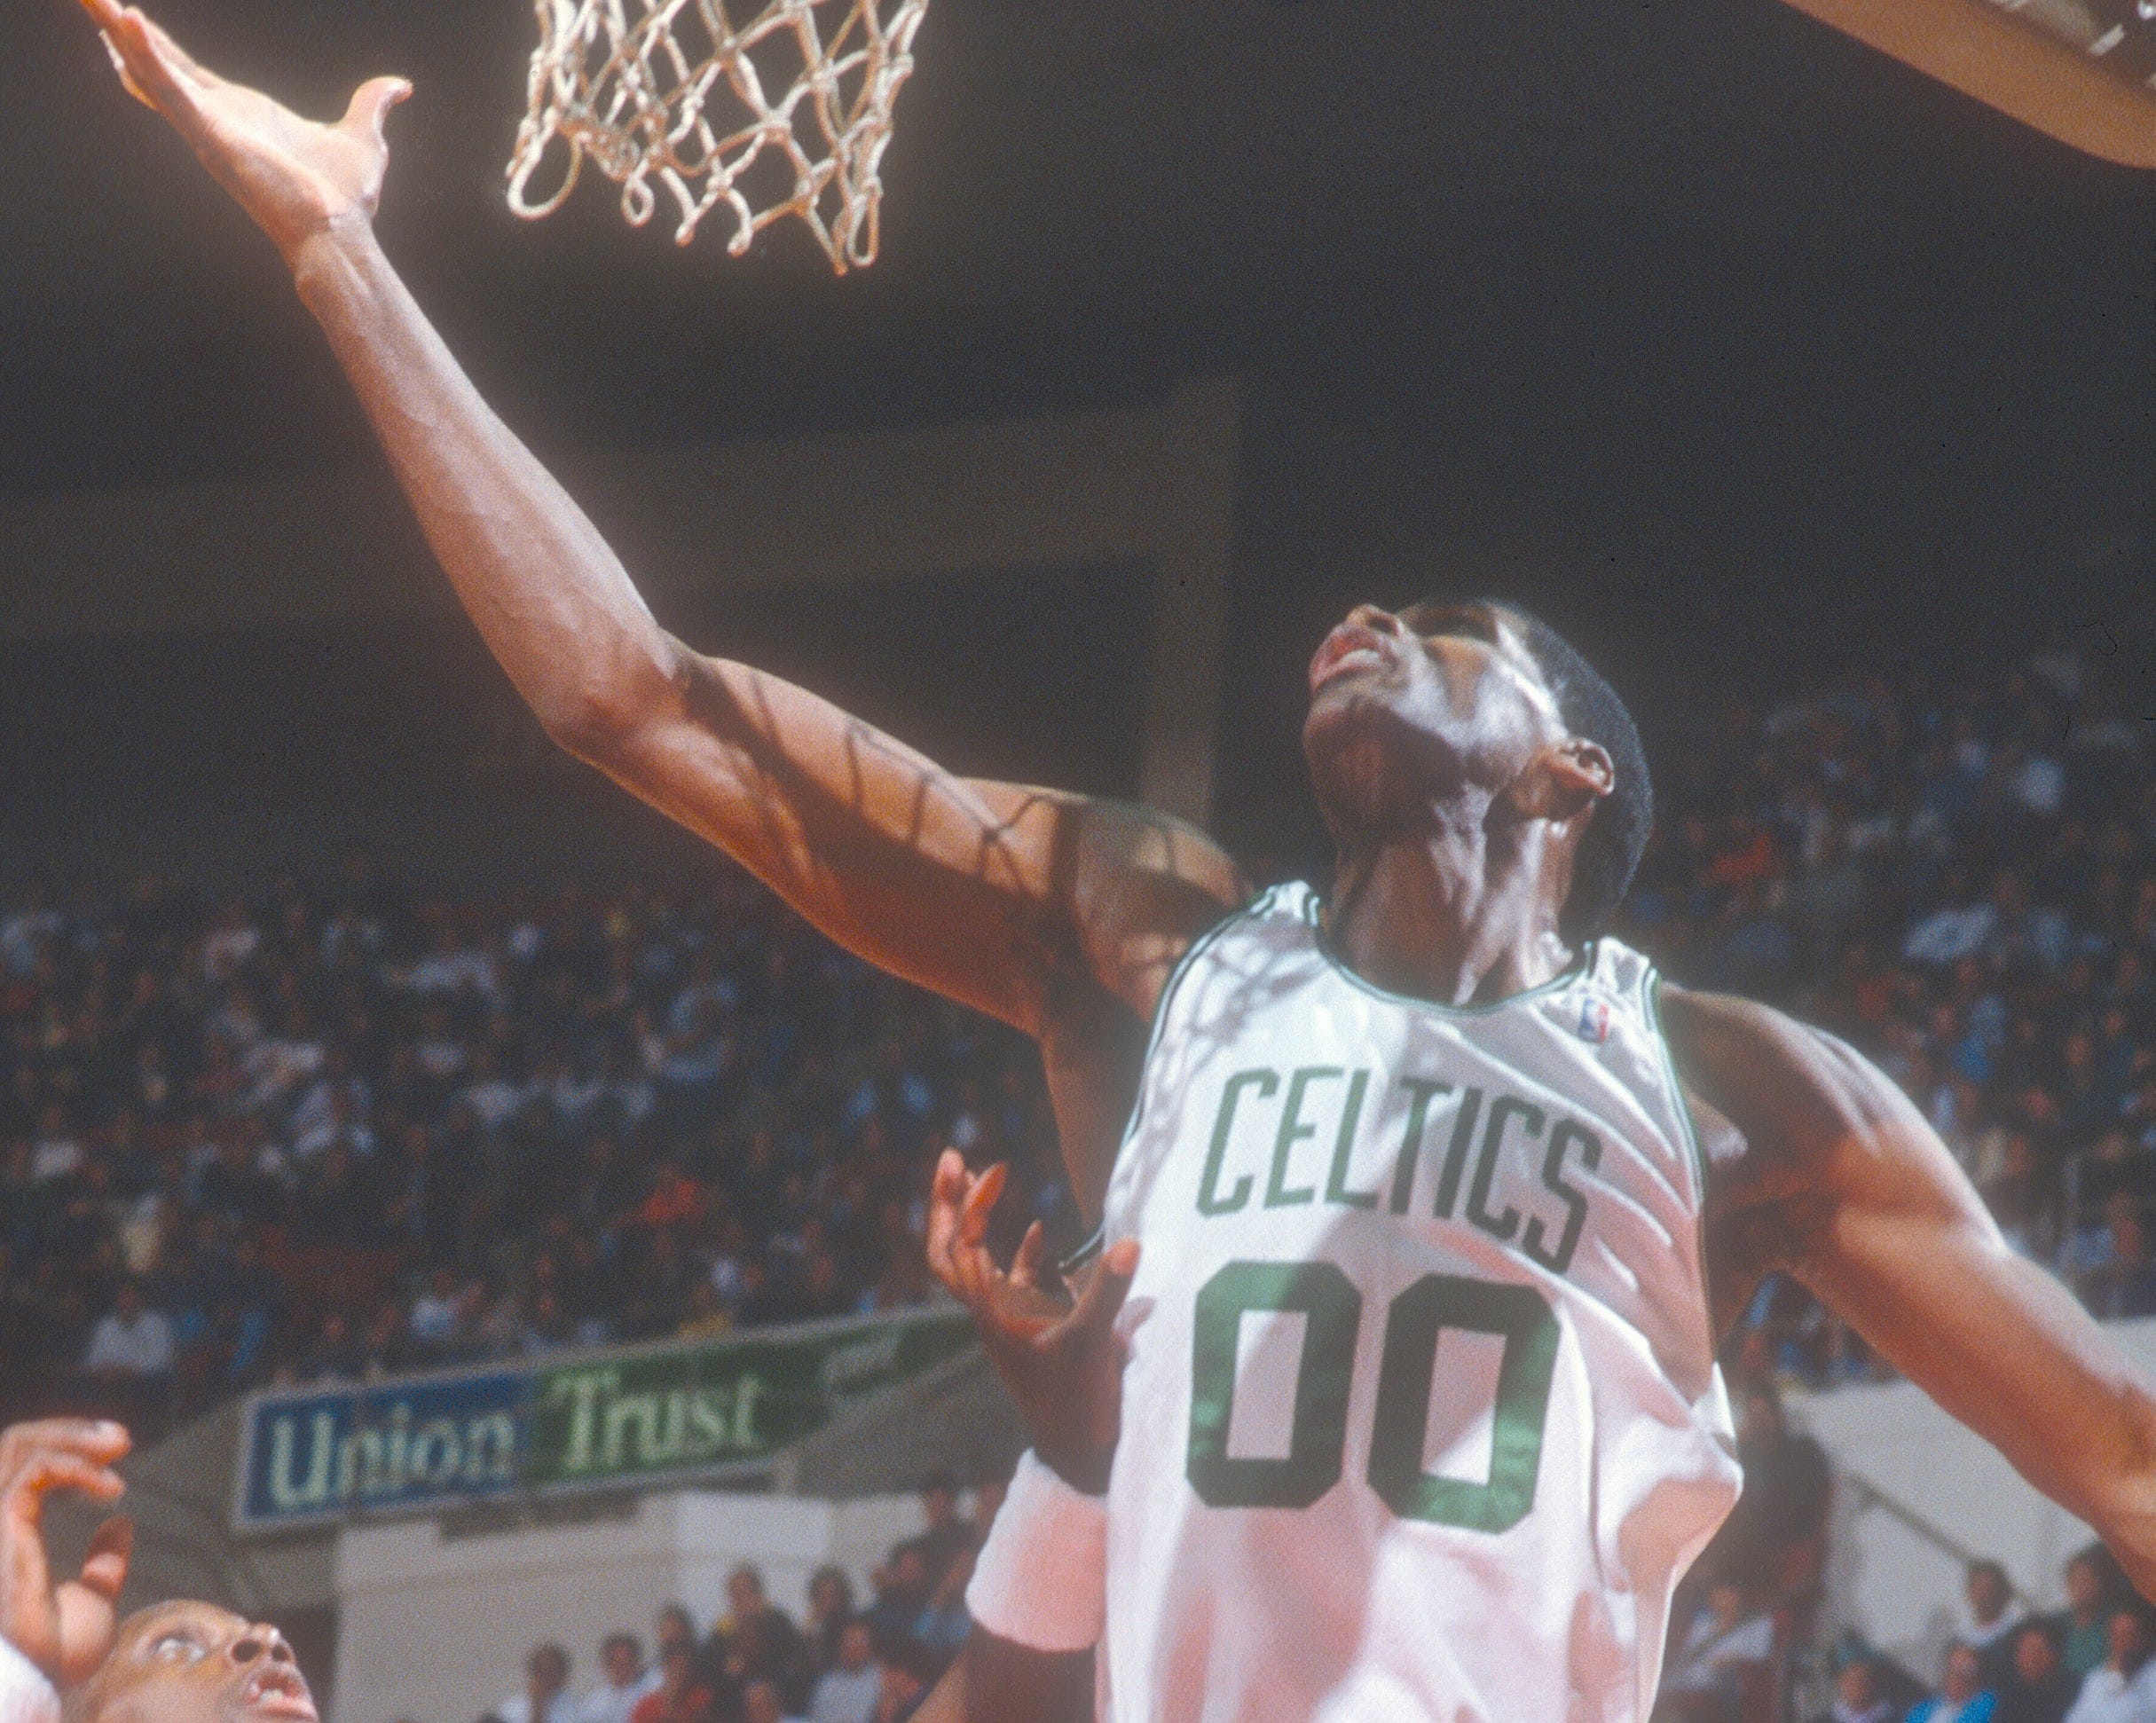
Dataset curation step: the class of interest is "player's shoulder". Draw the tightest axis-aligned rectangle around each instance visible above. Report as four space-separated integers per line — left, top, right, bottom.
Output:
1094 799 1256 1023
1655 982 1816 1069
965 782 1248 915
983 785 1252 1024
1656 982 1914 1184
1079 795 1250 908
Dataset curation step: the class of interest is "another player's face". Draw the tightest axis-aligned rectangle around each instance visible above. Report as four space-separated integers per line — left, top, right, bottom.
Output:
75 1601 317 1723
1302 601 1565 842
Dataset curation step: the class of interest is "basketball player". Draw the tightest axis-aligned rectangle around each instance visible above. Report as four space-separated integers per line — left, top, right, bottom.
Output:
0 1419 320 1723
67 6 2156 1719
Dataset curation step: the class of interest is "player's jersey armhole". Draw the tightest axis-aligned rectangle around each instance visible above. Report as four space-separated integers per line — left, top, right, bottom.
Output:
1644 967 1716 1329
1058 885 1272 1277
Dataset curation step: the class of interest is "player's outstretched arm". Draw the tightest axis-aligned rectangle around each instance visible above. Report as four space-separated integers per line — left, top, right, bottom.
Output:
70 2 1246 1072
1664 987 2156 1598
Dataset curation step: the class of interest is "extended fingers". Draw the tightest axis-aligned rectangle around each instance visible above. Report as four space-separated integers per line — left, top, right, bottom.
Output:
957 1162 1007 1250
76 1516 133 1601
1009 1222 1046 1293
925 1150 971 1285
950 1165 1016 1305
130 9 215 85
84 6 203 127
0 1422 129 1476
71 0 151 107
3 1453 128 1517
926 1155 994 1304
106 12 191 117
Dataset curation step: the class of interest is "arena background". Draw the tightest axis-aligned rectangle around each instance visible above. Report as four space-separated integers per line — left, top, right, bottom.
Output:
0 0 2152 1719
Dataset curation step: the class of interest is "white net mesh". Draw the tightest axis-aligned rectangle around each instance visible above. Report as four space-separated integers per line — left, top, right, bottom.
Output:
507 0 931 273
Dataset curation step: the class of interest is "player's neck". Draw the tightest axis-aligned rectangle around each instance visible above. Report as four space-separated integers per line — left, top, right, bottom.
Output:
1324 819 1578 1008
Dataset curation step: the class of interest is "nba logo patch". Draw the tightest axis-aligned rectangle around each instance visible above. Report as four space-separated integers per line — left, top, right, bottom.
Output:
1576 998 1612 1043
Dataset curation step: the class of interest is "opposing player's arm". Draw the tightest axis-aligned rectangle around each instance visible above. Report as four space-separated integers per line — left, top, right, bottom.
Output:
71 0 1247 1045
1664 987 2156 1597
912 1634 1092 1723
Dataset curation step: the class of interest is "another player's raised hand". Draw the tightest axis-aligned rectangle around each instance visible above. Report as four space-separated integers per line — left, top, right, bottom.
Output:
0 1420 133 1687
927 1150 1137 1493
73 0 409 263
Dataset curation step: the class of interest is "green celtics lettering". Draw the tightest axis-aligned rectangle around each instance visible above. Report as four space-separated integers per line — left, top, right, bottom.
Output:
1194 1065 1603 1278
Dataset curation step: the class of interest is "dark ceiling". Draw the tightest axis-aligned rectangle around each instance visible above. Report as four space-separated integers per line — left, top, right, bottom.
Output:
4 0 2149 514
0 0 2150 885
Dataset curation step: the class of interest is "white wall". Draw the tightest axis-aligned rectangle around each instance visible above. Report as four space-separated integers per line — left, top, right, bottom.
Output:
332 1491 923 1723
1795 1318 2156 1684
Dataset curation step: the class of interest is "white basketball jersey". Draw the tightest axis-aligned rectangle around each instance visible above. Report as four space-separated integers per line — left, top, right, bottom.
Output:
1094 883 1741 1723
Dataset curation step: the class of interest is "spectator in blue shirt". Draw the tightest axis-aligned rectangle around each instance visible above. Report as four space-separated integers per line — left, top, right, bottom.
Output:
1909 1645 1998 1723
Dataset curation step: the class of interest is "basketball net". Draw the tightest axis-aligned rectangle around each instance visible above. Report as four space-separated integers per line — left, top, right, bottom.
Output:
507 0 931 273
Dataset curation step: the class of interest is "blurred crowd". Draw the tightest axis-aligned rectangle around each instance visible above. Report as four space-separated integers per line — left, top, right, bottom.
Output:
1625 641 2156 1723
0 862 1067 1436
1614 644 2156 1383
1663 1522 2155 1723
2 638 2152 1444
1648 1373 2156 1722
470 1475 994 1723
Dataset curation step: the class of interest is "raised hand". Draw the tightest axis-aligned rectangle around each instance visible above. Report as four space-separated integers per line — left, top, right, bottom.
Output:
73 0 409 262
926 1151 1138 1493
0 1420 133 1687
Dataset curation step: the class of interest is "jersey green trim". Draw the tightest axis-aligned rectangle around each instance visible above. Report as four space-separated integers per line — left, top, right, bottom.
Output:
1302 890 1594 1017
1060 885 1274 1278
1642 969 1708 1194
1644 967 1715 1330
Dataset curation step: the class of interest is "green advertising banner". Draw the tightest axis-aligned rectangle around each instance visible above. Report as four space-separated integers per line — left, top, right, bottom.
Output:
528 1311 976 1487
235 1307 976 1530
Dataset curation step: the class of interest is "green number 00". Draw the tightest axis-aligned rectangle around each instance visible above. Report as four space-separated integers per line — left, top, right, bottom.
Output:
1185 1261 1561 1531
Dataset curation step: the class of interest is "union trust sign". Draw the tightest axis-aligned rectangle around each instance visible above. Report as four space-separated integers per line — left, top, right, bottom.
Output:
232 1307 972 1531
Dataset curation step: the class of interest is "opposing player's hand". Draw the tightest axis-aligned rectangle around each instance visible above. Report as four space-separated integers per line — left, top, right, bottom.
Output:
927 1151 1137 1493
73 0 409 262
0 1420 133 1687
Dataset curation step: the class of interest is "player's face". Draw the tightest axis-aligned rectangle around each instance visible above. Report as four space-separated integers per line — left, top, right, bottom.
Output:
1302 600 1566 841
77 1601 317 1723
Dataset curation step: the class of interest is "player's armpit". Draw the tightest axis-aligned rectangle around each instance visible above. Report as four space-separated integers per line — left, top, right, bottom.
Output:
1664 987 2156 1599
